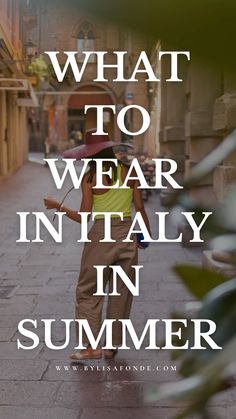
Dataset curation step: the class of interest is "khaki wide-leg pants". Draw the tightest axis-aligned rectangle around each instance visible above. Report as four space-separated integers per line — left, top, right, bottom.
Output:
75 218 138 346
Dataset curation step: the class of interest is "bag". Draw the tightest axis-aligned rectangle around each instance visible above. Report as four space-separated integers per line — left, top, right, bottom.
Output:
136 232 149 249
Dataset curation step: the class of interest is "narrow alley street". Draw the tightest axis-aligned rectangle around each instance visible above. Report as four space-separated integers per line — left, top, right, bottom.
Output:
0 160 234 419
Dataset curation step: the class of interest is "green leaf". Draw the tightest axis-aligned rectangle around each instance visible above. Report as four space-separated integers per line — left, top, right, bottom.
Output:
146 335 236 411
174 265 227 299
177 278 236 376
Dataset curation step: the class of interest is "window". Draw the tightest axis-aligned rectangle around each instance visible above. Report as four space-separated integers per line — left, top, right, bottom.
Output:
77 22 95 63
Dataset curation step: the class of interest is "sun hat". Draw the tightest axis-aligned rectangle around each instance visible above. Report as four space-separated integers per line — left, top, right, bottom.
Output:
63 128 133 160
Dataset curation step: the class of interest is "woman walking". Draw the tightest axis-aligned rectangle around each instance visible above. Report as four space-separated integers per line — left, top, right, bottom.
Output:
44 128 150 360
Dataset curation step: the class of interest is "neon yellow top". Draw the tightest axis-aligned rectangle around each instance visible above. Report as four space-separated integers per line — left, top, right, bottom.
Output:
93 163 133 219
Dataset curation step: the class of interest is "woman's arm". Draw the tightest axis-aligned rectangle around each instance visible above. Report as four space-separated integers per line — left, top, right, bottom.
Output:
133 180 151 235
44 175 93 224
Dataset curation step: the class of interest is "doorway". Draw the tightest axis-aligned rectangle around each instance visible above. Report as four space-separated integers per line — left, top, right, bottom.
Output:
68 85 116 142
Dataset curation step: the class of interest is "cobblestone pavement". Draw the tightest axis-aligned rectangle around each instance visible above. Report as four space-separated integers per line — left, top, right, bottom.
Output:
0 160 234 419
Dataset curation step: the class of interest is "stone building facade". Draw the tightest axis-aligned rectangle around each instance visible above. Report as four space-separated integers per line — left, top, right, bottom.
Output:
149 41 236 270
26 0 151 153
0 0 34 179
150 45 236 205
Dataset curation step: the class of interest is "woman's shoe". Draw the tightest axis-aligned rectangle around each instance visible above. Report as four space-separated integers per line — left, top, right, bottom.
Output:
70 346 102 360
103 348 118 359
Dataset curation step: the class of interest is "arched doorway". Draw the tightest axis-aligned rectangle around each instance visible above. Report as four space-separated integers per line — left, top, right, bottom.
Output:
67 85 116 143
